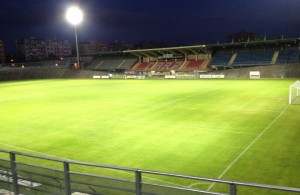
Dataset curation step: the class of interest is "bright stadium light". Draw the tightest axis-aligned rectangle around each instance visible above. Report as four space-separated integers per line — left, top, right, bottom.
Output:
66 6 83 25
66 5 83 69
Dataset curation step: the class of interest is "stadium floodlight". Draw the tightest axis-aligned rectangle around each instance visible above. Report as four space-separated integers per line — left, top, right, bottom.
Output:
66 5 83 69
289 80 300 104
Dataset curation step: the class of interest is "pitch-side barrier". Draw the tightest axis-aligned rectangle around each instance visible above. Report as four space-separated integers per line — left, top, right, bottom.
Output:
0 150 300 195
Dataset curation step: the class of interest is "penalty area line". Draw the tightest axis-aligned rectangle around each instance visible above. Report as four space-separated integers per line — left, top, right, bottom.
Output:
238 91 269 110
135 88 220 115
204 104 290 191
0 143 71 160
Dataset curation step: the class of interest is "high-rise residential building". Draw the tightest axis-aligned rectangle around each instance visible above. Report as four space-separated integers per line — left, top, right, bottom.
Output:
0 39 5 63
79 40 133 54
108 40 133 51
227 31 256 43
46 38 72 58
16 37 72 61
79 40 109 54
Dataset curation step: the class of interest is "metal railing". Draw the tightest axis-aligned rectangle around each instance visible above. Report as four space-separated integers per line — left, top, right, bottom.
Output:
0 149 300 195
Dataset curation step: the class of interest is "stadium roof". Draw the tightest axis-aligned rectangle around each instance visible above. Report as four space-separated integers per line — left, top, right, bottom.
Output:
123 44 208 58
124 38 300 58
82 38 300 58
206 37 300 49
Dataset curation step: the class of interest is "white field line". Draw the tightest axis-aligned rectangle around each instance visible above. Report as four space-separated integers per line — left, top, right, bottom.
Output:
203 104 290 191
158 88 220 108
0 143 68 159
189 182 211 188
238 92 269 110
0 143 187 188
132 89 219 115
141 175 187 188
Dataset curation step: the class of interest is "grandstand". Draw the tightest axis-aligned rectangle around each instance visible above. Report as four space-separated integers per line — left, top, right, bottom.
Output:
231 50 274 66
97 38 299 74
210 52 233 67
1 38 299 80
86 58 139 72
277 49 300 64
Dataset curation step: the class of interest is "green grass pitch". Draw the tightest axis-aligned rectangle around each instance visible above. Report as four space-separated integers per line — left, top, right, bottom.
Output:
0 79 300 192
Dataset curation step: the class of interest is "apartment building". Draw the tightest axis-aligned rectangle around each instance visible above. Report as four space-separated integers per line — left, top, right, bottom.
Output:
79 40 133 54
16 37 72 61
0 39 5 63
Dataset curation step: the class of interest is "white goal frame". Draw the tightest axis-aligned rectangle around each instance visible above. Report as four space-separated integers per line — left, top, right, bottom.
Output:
289 80 300 104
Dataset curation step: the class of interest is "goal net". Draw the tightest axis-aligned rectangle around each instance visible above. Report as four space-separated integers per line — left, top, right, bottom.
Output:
289 80 300 104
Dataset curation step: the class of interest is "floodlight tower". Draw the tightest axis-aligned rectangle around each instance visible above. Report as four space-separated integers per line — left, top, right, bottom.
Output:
66 5 83 69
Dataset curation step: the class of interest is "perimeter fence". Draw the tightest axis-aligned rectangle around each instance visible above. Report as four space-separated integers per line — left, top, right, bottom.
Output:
0 150 300 195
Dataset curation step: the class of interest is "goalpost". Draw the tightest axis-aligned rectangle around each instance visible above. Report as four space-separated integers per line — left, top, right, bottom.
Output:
289 80 300 104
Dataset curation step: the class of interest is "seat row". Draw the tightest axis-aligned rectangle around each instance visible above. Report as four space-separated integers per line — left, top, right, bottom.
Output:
211 50 300 67
87 58 138 71
132 60 207 72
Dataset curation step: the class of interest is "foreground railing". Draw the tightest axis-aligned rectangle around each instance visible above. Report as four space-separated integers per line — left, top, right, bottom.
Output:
0 149 300 195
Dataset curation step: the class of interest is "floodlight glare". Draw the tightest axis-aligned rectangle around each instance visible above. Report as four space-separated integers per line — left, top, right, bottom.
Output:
66 6 83 25
66 5 83 69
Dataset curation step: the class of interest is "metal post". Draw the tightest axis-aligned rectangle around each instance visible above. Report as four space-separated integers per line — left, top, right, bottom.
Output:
64 162 71 195
289 85 292 104
230 183 237 195
9 152 19 195
74 25 80 69
135 170 142 195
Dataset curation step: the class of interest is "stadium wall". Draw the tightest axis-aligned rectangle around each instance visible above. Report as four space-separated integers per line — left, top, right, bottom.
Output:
1 63 299 81
0 69 106 81
202 63 300 79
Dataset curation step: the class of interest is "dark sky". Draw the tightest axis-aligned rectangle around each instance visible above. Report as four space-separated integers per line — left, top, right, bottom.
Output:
0 0 300 52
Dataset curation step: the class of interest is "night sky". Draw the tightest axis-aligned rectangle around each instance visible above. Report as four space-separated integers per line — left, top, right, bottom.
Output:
0 0 300 52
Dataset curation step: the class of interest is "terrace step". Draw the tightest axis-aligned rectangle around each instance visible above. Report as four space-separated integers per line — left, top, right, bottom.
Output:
228 53 237 65
271 51 279 64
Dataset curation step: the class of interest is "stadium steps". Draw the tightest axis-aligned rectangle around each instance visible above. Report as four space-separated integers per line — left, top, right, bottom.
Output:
178 60 188 70
121 59 139 70
116 59 126 69
147 62 156 71
161 61 174 71
271 51 279 64
131 62 141 70
172 61 184 71
95 60 104 69
154 61 167 71
133 62 155 71
228 53 237 65
200 59 210 70
150 61 159 70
